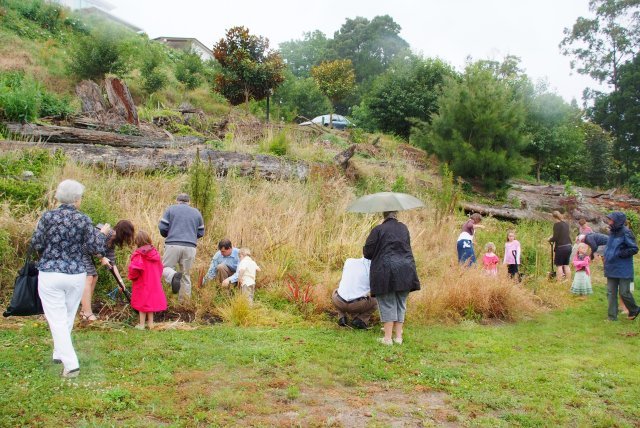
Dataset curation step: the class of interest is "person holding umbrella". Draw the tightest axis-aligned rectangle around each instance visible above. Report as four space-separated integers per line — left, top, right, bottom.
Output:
348 192 423 346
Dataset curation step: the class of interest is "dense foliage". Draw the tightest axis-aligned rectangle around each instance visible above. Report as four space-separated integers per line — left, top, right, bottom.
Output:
174 51 204 91
355 56 455 138
213 26 286 106
590 53 640 182
0 71 74 121
67 26 133 81
412 61 530 190
311 59 355 122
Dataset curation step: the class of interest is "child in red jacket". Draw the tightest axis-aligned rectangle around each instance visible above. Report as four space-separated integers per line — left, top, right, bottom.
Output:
128 231 167 329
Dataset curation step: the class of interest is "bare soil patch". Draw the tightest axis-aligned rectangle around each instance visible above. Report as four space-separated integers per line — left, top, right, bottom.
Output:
174 369 461 427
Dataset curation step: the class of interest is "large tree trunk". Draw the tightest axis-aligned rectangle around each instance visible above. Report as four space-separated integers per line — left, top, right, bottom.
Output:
0 140 310 181
105 77 139 125
75 80 108 114
4 123 202 149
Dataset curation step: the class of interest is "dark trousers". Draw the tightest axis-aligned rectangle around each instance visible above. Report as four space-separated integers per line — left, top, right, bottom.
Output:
507 264 521 281
331 290 377 325
607 278 639 320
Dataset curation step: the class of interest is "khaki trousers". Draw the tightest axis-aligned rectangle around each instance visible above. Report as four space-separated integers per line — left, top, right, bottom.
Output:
162 245 196 301
216 264 234 283
331 289 377 325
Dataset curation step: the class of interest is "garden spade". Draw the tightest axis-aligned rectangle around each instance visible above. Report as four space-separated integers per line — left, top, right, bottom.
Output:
547 243 556 280
107 264 131 303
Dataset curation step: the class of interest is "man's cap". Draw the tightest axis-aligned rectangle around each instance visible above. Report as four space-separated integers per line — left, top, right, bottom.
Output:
176 193 190 202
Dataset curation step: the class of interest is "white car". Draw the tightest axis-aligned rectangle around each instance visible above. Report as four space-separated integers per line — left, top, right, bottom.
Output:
299 114 352 130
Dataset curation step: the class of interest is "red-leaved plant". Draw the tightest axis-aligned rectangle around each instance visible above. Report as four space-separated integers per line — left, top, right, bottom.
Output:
286 274 314 306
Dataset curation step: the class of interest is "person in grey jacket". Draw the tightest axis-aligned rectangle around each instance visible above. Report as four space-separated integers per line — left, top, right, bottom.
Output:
158 193 204 301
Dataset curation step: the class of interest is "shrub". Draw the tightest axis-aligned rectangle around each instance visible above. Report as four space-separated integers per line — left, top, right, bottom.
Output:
0 71 40 122
0 71 75 121
39 91 74 118
264 131 289 156
189 149 217 225
174 51 204 90
67 28 131 80
140 44 168 95
624 210 640 237
430 164 461 225
0 149 64 210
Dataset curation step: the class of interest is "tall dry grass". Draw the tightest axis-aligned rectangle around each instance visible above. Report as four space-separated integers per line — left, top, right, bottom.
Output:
1 127 570 324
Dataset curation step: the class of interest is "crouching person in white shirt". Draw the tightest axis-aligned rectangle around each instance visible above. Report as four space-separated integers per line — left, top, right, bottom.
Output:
332 257 378 329
237 248 260 303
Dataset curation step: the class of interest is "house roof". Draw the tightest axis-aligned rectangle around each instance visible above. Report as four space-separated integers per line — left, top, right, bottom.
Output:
77 7 143 32
153 37 214 57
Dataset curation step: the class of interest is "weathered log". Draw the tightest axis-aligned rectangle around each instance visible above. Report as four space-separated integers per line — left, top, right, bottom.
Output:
334 144 356 170
105 77 139 125
75 80 107 114
462 202 551 222
4 123 202 148
0 140 309 181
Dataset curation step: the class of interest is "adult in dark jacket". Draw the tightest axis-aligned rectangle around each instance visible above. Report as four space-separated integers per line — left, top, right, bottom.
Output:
548 211 572 282
363 211 420 345
603 212 639 320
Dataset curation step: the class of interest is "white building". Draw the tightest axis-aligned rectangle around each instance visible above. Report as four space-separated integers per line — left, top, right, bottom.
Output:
153 37 215 62
50 0 143 33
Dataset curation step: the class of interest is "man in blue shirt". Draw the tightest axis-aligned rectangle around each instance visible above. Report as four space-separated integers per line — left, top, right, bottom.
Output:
203 239 240 286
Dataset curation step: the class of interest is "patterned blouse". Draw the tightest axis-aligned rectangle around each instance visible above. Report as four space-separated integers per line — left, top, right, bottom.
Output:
31 204 106 274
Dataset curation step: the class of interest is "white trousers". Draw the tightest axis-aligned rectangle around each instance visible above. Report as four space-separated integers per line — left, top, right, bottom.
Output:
38 271 86 371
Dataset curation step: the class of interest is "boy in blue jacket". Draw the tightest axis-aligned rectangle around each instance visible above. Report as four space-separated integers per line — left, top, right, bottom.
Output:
604 212 639 321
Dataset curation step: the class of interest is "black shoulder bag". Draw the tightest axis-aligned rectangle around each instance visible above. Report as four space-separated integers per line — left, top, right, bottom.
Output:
3 246 43 317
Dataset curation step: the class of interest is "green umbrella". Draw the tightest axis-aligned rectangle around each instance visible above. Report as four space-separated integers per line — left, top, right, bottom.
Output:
346 192 425 213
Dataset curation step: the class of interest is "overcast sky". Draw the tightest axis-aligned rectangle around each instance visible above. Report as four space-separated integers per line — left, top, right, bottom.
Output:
106 0 605 103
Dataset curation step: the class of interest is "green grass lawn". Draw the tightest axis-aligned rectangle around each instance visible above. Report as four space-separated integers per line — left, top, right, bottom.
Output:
2 283 639 427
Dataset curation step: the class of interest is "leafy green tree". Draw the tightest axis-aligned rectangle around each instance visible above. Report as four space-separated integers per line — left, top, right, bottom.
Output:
213 26 286 107
523 91 582 182
279 30 332 77
271 71 331 121
174 51 204 91
330 15 410 83
67 27 131 81
311 59 356 127
582 121 615 187
358 56 455 138
411 61 530 190
560 0 640 91
590 53 640 181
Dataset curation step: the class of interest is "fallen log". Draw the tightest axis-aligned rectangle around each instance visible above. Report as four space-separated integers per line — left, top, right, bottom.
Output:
0 140 309 181
462 202 552 222
4 123 202 148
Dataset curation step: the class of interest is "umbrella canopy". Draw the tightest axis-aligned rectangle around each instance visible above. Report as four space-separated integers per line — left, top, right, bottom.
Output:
346 192 425 213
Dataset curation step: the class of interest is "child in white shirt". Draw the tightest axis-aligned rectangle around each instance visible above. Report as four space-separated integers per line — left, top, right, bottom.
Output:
237 248 260 303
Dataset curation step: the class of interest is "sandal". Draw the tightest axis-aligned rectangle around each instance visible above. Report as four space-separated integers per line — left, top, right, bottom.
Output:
80 313 98 322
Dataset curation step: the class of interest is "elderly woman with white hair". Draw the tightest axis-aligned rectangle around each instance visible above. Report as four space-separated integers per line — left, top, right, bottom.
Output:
31 179 109 378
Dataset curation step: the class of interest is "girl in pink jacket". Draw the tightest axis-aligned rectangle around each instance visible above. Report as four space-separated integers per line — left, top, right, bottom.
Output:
128 231 167 329
570 243 592 296
503 230 522 281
